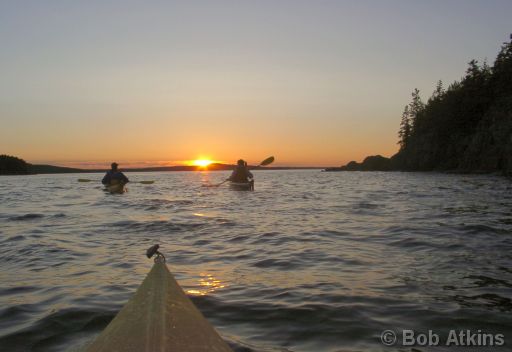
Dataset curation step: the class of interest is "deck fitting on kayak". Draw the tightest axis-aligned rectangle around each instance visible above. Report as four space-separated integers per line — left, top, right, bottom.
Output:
146 244 166 263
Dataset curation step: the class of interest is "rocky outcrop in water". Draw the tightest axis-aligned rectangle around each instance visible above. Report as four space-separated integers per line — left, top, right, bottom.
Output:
325 155 392 171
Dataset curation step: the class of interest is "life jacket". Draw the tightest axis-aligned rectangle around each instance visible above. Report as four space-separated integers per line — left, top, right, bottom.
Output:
231 166 250 182
103 170 129 185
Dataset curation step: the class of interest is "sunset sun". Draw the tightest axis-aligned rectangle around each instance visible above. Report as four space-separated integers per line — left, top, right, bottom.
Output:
192 159 213 167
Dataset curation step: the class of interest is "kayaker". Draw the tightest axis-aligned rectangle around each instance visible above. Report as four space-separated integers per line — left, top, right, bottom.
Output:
228 159 253 183
102 162 129 185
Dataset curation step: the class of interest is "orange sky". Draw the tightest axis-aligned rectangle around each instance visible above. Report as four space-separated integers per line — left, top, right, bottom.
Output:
2 103 398 168
1 2 510 168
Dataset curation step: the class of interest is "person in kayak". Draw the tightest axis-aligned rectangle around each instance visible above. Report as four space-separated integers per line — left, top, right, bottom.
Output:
102 162 129 185
228 159 253 183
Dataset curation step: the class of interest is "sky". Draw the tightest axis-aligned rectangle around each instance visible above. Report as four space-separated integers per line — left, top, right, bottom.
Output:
1 0 511 167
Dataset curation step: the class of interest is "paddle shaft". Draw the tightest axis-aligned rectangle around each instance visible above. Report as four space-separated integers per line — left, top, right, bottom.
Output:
78 179 153 184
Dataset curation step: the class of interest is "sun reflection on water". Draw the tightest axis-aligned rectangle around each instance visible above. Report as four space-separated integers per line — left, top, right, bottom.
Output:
186 273 226 296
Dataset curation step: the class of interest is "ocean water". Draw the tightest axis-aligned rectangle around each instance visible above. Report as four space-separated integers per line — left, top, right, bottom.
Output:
0 170 511 352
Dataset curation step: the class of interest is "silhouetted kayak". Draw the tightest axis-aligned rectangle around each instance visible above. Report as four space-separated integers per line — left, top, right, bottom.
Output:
229 180 254 191
104 182 126 194
87 246 233 352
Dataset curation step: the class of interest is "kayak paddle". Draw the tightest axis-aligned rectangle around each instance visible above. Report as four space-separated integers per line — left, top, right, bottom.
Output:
260 156 275 166
78 179 154 184
78 178 94 182
208 179 229 188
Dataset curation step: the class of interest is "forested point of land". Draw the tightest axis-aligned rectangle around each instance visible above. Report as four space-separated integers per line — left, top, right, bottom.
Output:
332 35 512 175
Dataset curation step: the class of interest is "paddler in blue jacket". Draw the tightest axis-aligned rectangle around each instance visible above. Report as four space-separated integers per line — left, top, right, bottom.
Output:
228 159 253 183
102 162 129 186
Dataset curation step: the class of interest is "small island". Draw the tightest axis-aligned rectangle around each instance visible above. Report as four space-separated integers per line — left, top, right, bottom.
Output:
327 35 512 175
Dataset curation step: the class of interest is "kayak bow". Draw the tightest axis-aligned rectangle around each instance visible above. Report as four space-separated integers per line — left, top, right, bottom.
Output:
87 246 232 352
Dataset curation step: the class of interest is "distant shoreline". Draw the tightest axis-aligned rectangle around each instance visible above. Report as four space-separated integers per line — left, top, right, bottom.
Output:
0 155 328 175
5 164 325 175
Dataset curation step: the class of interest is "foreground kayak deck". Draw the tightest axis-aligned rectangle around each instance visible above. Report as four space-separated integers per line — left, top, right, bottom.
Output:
87 259 232 352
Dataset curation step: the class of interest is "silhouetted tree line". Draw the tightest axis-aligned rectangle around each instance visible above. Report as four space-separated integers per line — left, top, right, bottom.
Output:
0 155 29 175
395 34 512 173
328 35 512 174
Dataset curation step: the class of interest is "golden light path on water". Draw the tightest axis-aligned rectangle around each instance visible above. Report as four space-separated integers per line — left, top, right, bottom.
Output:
187 273 226 296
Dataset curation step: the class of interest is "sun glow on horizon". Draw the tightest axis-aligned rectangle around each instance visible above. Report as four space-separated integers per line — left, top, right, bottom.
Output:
191 159 214 167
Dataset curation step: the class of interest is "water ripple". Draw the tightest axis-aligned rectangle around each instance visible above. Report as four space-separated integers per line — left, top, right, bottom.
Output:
0 171 511 351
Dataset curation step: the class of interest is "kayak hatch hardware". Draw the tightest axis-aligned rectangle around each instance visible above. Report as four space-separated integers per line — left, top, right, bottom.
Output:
146 244 166 263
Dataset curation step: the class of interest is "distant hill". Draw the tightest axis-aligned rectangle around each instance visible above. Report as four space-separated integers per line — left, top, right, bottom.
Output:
28 164 86 174
1 155 89 175
1 156 324 175
121 163 323 172
0 155 30 175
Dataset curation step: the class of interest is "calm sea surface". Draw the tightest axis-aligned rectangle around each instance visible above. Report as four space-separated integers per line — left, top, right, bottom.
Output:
1 170 511 352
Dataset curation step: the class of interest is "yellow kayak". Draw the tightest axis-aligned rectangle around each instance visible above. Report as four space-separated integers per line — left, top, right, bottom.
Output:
104 182 126 194
86 246 232 352
229 180 254 191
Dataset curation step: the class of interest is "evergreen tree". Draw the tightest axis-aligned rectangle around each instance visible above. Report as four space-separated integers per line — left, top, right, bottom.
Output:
493 34 512 70
430 80 444 101
398 105 411 150
491 34 512 97
465 59 481 80
408 88 424 131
